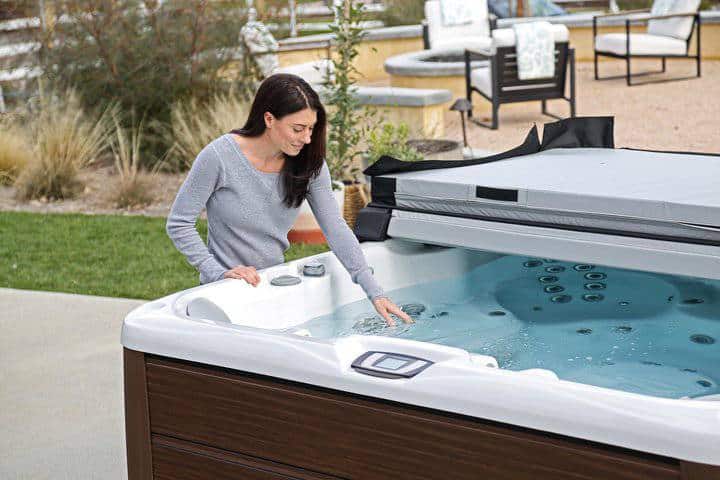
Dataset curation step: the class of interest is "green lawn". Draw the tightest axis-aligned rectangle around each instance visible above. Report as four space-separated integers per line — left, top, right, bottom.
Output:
0 212 329 300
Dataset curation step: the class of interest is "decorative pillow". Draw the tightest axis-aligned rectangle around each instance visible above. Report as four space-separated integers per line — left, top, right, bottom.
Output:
647 0 700 40
439 0 474 26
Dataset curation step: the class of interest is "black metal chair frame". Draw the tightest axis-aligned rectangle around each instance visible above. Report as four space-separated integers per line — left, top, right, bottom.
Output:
464 44 576 130
593 10 701 86
421 15 498 50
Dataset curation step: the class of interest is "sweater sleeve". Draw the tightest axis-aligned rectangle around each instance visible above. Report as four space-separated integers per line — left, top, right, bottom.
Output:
166 143 228 284
306 163 385 300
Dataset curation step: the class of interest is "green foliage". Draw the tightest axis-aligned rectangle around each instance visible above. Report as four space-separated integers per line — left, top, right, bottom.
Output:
365 122 423 165
324 0 374 184
40 0 251 165
379 0 425 27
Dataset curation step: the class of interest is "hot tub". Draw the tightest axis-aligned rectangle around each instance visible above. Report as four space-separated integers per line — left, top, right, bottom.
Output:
122 121 720 479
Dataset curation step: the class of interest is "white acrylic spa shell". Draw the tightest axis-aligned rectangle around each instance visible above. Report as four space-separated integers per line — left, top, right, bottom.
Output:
122 239 720 467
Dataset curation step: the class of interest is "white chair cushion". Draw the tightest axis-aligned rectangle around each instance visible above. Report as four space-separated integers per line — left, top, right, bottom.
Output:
492 24 569 47
470 67 493 98
276 59 334 85
425 0 490 49
434 36 493 51
595 33 687 55
647 0 700 40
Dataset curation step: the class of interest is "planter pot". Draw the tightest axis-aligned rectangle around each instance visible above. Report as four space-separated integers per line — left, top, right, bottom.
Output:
288 182 345 245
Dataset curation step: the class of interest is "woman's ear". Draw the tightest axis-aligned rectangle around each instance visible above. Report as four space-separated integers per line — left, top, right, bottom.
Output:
264 112 275 129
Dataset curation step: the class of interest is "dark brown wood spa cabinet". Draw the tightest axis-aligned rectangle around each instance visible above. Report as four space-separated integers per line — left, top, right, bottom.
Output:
124 349 720 480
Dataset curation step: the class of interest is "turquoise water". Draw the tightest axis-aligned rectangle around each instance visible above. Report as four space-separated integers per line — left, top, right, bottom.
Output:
295 254 720 399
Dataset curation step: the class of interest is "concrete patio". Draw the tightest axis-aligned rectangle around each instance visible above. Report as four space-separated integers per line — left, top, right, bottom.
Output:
0 288 143 480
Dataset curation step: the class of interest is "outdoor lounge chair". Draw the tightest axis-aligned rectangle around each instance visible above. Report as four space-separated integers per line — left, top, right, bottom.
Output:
464 24 576 129
593 0 701 86
422 0 497 50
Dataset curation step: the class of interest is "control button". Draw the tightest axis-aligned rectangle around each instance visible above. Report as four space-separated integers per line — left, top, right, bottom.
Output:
271 275 302 286
302 263 326 277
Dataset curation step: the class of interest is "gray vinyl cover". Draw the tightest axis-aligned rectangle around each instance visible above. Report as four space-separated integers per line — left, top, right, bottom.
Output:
386 148 720 243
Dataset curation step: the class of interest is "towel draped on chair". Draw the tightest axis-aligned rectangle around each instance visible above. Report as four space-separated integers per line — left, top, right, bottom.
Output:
513 21 556 80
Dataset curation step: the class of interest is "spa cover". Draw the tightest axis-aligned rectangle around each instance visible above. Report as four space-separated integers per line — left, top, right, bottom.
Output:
359 118 720 246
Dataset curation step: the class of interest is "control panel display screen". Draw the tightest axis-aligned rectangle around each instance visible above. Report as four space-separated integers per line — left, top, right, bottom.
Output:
374 356 411 371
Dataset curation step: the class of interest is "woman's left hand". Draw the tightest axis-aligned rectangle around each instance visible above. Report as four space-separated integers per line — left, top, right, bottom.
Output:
372 296 414 327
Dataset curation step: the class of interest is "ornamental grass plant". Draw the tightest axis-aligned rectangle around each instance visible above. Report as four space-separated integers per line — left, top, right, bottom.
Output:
166 92 250 170
14 91 116 201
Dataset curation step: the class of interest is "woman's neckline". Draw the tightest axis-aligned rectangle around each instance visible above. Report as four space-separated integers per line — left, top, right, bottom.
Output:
226 133 282 175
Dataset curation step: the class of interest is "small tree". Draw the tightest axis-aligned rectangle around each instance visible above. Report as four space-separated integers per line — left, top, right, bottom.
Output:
324 0 373 185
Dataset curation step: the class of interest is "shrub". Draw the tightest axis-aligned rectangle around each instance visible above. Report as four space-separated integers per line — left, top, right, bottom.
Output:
110 116 156 209
379 0 425 27
40 0 250 164
324 0 375 184
365 122 424 165
0 117 32 185
166 92 250 170
14 91 115 201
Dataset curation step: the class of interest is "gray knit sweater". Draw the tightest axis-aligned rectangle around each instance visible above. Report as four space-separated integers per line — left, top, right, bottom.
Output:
166 134 384 299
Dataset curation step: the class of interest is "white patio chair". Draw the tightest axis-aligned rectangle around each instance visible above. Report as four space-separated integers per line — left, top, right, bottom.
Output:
593 0 701 86
239 8 333 88
422 0 496 51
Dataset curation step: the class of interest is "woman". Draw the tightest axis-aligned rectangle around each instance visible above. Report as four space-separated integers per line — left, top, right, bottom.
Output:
166 73 412 327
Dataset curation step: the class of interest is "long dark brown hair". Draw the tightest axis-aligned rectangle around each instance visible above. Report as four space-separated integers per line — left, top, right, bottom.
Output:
231 73 327 208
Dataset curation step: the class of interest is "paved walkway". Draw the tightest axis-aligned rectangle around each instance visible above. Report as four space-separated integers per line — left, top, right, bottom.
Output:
0 288 144 480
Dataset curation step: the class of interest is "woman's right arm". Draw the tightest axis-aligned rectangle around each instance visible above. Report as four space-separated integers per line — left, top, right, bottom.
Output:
166 143 228 284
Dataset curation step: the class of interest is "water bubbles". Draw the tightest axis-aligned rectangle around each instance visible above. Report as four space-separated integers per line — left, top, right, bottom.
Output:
613 326 633 333
584 272 606 281
550 294 572 303
573 264 595 272
488 310 506 316
618 301 630 306
400 303 426 316
582 293 604 302
690 334 716 345
544 285 565 294
576 328 593 335
545 265 566 273
352 315 389 335
523 260 543 268
682 298 705 305
584 282 606 291
697 380 712 388
539 275 559 284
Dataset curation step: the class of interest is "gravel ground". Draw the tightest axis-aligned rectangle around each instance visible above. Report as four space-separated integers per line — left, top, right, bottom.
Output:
1 60 717 218
443 59 720 154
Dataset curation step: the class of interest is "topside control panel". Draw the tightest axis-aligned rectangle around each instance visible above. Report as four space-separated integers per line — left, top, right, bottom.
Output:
351 351 434 379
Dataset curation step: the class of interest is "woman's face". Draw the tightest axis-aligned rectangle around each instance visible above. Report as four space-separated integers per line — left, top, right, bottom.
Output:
265 108 317 157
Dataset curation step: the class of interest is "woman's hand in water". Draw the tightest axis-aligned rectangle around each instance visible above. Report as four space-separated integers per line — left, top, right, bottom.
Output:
372 296 414 327
223 265 261 286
